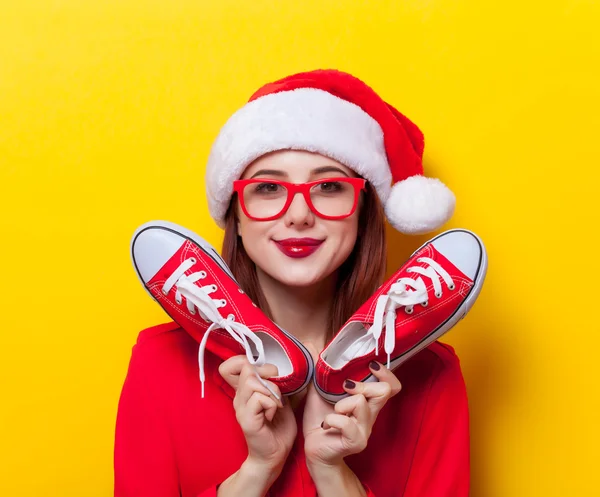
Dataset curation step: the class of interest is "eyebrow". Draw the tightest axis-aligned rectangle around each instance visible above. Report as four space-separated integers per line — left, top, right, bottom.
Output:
250 165 350 179
250 169 286 179
312 166 350 177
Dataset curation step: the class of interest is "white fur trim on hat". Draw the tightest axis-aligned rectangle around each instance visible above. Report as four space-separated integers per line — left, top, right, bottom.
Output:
385 175 456 234
205 88 392 227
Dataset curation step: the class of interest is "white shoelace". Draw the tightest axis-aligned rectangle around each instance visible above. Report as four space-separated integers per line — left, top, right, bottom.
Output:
341 257 455 368
162 258 279 399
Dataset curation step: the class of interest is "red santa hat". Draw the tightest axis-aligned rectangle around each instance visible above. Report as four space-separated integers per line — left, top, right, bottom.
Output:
205 69 455 234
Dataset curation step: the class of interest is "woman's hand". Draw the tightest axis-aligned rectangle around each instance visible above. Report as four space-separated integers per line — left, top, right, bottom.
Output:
302 360 402 468
218 356 297 471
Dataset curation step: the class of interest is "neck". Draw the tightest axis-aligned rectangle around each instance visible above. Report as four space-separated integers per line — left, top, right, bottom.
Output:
256 268 337 352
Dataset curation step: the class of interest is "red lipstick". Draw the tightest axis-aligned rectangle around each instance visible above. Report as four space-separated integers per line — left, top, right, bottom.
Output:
274 238 324 258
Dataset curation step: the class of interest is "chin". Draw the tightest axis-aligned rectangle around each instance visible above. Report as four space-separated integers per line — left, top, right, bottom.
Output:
270 266 325 287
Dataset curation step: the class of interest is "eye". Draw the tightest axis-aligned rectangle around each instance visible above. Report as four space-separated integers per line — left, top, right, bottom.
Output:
254 182 281 194
317 181 343 192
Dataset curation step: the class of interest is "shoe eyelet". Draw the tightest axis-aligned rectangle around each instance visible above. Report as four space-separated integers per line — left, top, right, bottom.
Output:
435 291 442 299
189 257 196 264
162 288 168 296
417 258 423 262
421 300 429 307
175 297 182 305
189 308 196 315
211 285 218 292
448 283 456 290
227 314 235 320
220 299 227 307
406 268 413 273
199 270 207 278
404 306 414 314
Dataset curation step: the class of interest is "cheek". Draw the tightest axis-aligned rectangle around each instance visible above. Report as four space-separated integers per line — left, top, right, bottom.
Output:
327 219 359 257
344 211 360 239
239 219 259 245
238 219 272 260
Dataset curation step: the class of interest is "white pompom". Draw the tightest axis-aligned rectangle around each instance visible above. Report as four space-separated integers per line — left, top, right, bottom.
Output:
384 175 456 234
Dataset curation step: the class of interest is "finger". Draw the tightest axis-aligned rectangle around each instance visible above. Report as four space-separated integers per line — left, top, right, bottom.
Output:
219 358 280 390
334 393 370 426
256 377 283 407
218 355 249 389
246 391 279 423
238 362 259 386
367 361 402 396
343 379 393 413
239 362 280 384
235 375 283 409
241 362 282 401
322 414 365 451
343 364 401 408
253 363 282 401
255 362 280 379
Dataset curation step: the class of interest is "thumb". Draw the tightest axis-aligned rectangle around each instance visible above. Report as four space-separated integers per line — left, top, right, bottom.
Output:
255 362 279 379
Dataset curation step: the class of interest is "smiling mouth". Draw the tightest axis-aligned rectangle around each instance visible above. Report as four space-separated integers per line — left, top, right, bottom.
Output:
273 239 324 258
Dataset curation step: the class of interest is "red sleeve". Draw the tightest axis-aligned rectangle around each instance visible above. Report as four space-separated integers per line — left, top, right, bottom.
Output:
402 343 470 497
114 336 182 497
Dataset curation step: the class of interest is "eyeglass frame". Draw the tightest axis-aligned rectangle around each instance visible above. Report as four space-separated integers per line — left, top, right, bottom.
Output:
232 177 368 221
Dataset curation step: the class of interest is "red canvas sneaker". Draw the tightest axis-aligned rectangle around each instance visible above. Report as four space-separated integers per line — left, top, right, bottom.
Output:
130 220 314 398
315 229 487 403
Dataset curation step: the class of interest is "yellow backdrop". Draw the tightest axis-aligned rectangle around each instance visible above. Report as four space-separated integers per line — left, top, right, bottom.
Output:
1 1 599 495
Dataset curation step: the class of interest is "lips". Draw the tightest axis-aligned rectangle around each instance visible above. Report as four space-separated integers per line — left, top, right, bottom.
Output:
274 238 324 258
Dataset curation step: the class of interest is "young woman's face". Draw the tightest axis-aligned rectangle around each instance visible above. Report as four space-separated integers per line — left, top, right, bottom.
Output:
236 150 361 288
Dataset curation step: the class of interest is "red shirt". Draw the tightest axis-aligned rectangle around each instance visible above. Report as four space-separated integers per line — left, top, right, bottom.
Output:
114 321 470 496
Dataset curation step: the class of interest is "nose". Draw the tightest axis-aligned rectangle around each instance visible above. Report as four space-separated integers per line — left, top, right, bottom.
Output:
283 191 315 227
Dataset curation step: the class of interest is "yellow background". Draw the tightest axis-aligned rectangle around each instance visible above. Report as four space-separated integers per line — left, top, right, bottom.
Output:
1 0 599 495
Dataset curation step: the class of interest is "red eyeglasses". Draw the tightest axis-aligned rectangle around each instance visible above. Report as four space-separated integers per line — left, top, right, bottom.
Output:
232 177 367 221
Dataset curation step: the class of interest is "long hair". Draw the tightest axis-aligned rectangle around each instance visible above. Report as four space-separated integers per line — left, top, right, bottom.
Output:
221 182 387 342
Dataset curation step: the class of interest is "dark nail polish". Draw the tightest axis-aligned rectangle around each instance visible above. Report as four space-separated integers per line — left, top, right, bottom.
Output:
321 421 325 428
369 361 381 371
344 379 356 389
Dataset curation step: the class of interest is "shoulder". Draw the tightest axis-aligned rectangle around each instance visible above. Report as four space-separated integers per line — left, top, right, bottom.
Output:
125 321 199 384
134 320 187 346
420 340 463 374
125 320 227 400
403 340 462 376
132 320 197 357
395 340 466 400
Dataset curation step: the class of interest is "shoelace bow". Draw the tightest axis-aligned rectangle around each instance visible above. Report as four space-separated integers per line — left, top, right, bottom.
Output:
341 256 455 368
162 258 278 399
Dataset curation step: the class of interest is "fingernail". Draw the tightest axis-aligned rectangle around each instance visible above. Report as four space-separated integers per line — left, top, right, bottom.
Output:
369 361 381 371
344 379 356 389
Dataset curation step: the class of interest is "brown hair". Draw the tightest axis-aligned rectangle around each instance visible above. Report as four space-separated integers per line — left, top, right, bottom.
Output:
221 183 387 342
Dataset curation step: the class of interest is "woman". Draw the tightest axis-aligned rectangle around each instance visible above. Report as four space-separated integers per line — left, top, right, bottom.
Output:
115 69 472 496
